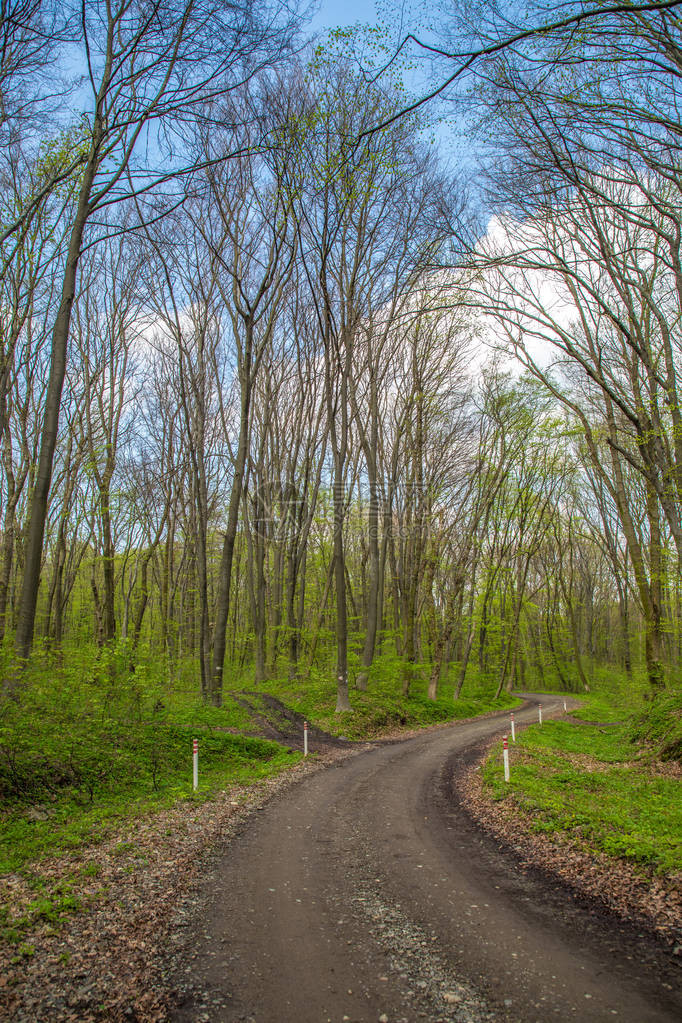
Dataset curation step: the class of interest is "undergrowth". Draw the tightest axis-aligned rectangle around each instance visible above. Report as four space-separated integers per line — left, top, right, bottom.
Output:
233 653 519 739
483 693 682 875
0 642 518 880
0 646 300 878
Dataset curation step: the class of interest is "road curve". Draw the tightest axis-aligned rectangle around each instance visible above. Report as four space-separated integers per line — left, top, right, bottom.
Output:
171 695 681 1023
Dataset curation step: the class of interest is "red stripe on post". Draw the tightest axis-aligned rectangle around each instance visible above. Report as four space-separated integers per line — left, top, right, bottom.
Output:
193 739 198 754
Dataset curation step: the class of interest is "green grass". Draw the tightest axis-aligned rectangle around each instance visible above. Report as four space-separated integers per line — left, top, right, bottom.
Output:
483 708 682 875
0 642 518 881
556 664 651 723
515 720 631 762
228 652 519 740
0 645 303 878
0 724 300 876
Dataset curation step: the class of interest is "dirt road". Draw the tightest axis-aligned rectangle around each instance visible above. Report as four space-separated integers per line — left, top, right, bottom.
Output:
170 695 682 1023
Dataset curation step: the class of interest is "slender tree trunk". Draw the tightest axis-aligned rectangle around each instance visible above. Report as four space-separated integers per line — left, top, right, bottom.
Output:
15 150 99 665
286 539 300 678
211 378 251 705
645 482 665 691
333 456 351 712
100 484 116 644
0 515 15 645
268 536 283 676
357 471 379 691
306 555 334 671
249 487 267 685
455 626 476 699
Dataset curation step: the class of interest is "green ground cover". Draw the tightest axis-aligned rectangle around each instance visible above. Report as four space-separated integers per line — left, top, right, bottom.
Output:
0 644 518 881
0 649 301 877
483 693 682 875
231 654 519 739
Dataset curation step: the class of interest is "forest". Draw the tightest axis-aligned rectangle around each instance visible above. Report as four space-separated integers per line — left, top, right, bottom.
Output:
3 6 682 1019
1 0 682 777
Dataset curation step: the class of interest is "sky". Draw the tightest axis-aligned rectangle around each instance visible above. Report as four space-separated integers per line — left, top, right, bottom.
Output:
308 0 381 33
305 0 470 170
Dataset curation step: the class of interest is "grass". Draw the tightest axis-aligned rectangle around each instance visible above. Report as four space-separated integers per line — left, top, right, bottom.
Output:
0 643 519 883
229 652 520 740
0 723 300 876
0 644 303 879
483 698 682 875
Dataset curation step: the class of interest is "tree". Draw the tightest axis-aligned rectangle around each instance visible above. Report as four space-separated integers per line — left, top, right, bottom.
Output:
14 0 300 665
287 62 455 709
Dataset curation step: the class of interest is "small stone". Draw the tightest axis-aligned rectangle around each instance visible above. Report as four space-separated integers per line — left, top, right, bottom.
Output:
379 1016 389 1023
443 992 461 1004
504 999 513 1007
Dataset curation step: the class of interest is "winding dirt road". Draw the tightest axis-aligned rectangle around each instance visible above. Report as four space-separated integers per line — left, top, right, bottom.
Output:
171 695 682 1023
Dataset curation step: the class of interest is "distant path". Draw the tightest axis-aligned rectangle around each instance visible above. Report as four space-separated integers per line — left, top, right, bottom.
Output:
171 694 681 1023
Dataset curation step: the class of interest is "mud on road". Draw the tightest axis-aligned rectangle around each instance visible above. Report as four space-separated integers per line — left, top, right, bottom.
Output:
168 696 682 1023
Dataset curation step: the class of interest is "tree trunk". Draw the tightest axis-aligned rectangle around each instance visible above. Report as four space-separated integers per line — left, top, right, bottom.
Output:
211 378 251 706
15 147 99 665
100 484 116 644
333 458 351 712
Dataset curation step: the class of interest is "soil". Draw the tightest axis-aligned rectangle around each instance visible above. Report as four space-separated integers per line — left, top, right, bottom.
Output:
229 691 355 751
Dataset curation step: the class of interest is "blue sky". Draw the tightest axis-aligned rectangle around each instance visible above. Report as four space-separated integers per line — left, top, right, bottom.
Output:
308 1 380 32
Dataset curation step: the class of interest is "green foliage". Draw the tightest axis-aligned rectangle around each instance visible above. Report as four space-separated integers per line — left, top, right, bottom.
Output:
0 645 300 874
628 690 682 762
571 666 651 722
229 649 519 740
483 717 682 875
518 720 633 762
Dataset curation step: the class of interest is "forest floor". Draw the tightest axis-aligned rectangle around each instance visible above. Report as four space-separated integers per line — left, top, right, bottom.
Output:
458 731 682 947
0 695 680 1022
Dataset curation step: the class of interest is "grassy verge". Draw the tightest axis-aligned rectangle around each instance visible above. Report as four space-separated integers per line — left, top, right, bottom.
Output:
0 727 299 876
0 711 300 945
231 656 519 740
482 694 682 875
0 646 306 881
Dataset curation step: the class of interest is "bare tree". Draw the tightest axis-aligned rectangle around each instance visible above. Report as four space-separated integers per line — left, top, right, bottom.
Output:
14 0 300 665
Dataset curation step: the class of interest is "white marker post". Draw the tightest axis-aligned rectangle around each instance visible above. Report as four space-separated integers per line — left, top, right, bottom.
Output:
563 699 567 714
192 737 198 791
538 705 543 726
503 735 510 783
303 720 309 757
510 713 516 743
